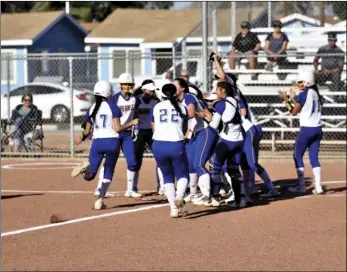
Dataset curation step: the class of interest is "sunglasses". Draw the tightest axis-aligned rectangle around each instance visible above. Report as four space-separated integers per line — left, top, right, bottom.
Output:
24 99 32 102
180 75 188 77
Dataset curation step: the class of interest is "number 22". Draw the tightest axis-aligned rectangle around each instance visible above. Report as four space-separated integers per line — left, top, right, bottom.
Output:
159 109 179 123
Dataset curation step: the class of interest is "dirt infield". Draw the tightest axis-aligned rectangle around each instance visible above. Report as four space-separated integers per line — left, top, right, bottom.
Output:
1 158 346 271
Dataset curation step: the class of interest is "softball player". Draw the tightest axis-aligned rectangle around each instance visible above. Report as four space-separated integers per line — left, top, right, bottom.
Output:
279 70 324 195
95 73 142 198
151 83 189 218
173 78 219 206
201 80 245 207
71 80 138 209
213 53 278 198
134 80 164 194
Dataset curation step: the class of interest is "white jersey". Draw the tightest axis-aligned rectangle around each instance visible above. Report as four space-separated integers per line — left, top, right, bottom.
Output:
111 92 139 131
182 93 208 133
296 88 322 127
86 101 121 139
210 97 243 141
226 74 258 131
151 100 187 142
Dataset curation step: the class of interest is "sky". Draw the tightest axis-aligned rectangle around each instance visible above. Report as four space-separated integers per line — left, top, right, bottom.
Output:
173 1 191 9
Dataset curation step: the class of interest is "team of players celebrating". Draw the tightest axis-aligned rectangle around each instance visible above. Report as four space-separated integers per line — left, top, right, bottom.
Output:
72 53 324 217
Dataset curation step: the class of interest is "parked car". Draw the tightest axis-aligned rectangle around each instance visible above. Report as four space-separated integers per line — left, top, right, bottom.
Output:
1 82 94 123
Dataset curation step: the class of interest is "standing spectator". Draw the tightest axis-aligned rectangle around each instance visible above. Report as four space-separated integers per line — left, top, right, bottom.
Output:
228 21 261 80
8 92 41 152
180 69 201 91
264 20 289 71
313 33 345 95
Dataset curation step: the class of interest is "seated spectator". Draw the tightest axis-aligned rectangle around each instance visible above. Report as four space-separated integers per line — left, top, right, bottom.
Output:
313 33 345 94
264 20 289 71
228 21 261 79
8 92 41 152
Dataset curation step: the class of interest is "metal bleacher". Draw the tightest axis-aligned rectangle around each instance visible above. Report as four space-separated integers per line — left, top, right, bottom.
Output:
215 29 347 151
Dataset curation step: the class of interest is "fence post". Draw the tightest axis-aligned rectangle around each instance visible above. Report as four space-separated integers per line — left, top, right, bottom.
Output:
212 9 217 53
182 39 187 71
202 1 208 93
7 56 11 123
68 57 75 157
172 43 176 78
271 133 276 152
268 2 272 28
231 2 236 42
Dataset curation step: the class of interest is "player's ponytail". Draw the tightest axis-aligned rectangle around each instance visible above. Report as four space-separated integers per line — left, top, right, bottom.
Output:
311 84 324 106
237 87 249 110
162 83 186 120
90 95 105 123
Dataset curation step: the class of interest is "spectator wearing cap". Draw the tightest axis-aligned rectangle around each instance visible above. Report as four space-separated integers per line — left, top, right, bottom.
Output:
313 33 345 94
229 21 261 78
264 20 289 71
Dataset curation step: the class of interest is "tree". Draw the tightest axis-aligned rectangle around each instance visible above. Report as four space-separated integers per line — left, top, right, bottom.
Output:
1 1 174 22
332 1 347 20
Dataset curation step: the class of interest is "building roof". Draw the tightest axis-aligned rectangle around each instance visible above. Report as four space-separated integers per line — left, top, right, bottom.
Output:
80 22 99 32
1 11 88 46
86 7 265 44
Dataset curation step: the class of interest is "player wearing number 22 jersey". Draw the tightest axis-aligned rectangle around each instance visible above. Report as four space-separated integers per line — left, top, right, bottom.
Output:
151 83 190 218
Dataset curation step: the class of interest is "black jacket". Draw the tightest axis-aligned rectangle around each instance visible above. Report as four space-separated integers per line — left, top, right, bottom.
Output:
10 104 41 134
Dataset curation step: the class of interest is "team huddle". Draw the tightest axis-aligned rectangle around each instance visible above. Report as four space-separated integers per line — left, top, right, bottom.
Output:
71 54 324 217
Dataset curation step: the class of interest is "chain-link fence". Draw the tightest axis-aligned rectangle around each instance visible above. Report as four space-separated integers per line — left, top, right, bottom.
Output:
0 50 345 157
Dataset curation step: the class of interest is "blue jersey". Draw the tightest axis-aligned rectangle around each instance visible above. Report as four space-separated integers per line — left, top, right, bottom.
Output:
137 96 159 130
182 93 208 133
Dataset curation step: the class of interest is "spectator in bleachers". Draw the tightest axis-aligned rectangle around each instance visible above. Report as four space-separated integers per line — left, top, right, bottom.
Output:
264 20 289 71
8 92 41 152
228 21 261 80
313 33 345 94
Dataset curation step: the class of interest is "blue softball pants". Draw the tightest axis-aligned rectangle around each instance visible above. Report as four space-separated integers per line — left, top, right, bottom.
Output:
294 126 322 168
185 127 218 177
85 138 121 181
152 140 189 184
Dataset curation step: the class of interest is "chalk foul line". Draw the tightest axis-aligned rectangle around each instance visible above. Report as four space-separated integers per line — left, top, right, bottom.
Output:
1 203 169 237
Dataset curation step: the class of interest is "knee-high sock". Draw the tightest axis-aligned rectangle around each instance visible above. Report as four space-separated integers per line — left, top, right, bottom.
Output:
98 179 111 199
312 167 321 188
242 169 254 190
223 172 232 187
189 173 198 194
199 173 211 197
132 171 140 191
257 168 275 190
96 165 105 190
164 183 176 210
296 167 305 187
157 167 164 190
127 170 136 191
176 178 189 198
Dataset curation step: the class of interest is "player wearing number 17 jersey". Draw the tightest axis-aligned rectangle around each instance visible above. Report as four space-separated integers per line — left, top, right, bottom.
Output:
71 81 138 210
279 70 324 195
